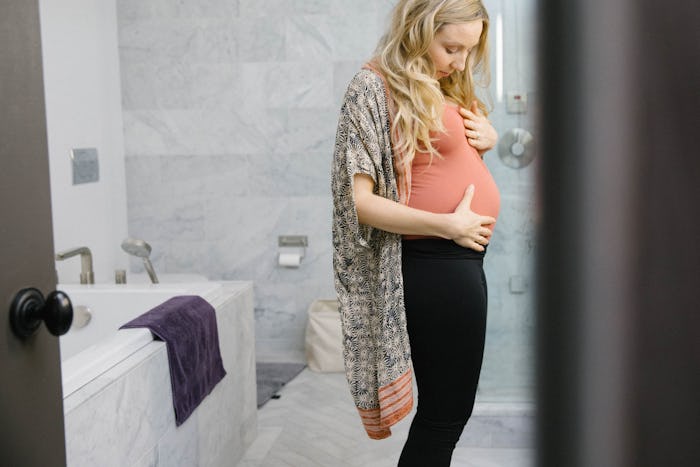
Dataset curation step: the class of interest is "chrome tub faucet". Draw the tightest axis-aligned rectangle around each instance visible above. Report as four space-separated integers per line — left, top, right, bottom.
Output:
56 246 94 284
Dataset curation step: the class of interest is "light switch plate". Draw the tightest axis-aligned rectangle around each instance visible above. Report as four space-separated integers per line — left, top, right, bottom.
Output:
71 148 99 185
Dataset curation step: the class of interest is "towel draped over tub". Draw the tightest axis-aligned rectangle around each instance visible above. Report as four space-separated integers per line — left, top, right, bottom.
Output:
121 295 226 426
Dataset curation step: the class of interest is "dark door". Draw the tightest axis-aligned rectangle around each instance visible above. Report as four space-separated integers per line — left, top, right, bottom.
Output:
0 1 67 466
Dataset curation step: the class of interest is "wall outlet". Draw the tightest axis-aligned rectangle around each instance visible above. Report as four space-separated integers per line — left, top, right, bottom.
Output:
71 147 99 185
509 275 528 294
506 92 528 114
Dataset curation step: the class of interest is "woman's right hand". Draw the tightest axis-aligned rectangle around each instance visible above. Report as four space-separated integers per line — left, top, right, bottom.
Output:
448 185 495 252
352 175 493 247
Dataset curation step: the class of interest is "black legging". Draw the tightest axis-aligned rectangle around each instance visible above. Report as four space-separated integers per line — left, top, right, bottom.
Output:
398 238 488 467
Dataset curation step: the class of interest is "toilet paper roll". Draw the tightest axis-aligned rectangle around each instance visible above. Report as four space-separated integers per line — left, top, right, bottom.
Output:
278 252 302 268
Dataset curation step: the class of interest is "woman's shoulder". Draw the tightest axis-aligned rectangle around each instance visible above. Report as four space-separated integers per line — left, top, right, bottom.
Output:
345 67 388 100
354 67 384 84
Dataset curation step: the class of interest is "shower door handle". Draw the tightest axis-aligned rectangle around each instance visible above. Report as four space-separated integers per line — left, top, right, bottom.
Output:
9 288 73 339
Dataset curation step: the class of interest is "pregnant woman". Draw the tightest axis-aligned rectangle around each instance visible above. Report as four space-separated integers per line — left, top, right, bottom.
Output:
331 1 499 465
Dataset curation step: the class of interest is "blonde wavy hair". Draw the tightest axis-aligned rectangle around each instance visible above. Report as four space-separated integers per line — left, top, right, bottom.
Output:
373 0 491 166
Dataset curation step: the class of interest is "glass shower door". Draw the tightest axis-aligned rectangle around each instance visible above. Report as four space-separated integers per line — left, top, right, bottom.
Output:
477 0 538 404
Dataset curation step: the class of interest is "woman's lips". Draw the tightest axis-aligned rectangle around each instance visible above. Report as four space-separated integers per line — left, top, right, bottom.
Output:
438 71 450 78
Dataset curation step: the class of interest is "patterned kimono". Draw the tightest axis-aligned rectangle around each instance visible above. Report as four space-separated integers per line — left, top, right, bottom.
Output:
330 67 414 440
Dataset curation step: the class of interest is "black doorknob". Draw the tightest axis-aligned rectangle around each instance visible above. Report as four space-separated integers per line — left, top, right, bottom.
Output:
9 288 73 339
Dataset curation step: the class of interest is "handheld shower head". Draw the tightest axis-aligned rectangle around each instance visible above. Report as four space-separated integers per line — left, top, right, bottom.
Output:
121 237 159 283
121 237 152 258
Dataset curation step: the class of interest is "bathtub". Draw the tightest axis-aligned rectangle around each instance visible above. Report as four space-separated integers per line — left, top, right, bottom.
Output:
59 280 258 467
59 281 221 398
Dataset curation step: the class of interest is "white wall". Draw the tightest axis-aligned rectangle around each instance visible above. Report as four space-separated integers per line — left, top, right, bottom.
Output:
40 0 129 284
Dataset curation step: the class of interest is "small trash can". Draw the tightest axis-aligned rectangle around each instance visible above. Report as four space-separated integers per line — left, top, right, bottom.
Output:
305 299 344 373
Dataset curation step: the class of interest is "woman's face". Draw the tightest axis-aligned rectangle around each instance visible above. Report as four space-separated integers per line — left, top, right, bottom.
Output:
427 20 483 79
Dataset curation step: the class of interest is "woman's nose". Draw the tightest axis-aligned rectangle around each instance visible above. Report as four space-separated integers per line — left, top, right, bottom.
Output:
452 59 466 72
451 52 468 72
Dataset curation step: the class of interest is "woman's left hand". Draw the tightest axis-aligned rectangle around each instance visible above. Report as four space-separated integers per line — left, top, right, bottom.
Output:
460 100 497 155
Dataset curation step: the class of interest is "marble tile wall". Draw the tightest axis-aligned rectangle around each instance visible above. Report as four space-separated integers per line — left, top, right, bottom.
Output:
118 0 537 399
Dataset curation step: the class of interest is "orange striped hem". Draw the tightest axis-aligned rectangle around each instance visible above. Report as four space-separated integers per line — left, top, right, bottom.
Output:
357 368 414 440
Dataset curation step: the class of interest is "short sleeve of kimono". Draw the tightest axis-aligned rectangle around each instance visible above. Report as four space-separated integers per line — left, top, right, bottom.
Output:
331 72 387 248
338 84 384 183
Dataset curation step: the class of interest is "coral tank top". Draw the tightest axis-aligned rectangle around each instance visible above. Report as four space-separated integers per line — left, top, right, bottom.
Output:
405 104 500 238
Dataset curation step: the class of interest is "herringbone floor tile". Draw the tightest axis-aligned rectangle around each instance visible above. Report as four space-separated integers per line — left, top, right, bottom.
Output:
239 369 533 467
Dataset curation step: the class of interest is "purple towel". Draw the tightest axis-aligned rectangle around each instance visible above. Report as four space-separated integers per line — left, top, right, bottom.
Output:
120 295 226 426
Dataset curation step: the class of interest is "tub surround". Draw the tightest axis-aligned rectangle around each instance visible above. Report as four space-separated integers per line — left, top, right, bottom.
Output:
63 281 256 467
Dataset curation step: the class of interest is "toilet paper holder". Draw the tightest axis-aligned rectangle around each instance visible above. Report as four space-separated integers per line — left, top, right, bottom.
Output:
278 235 308 248
278 235 307 268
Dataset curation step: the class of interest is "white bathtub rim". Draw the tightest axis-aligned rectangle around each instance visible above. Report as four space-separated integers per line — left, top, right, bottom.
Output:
59 281 226 399
60 328 153 397
63 340 166 415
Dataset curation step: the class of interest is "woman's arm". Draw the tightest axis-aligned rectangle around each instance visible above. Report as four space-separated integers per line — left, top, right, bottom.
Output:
353 174 495 252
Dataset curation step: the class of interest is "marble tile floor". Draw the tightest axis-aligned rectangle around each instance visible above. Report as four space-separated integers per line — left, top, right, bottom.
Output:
238 369 534 467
